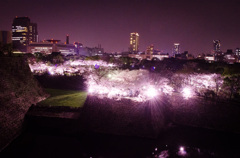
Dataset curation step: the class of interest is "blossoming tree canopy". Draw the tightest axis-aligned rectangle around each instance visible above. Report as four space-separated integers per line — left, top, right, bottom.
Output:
29 59 225 102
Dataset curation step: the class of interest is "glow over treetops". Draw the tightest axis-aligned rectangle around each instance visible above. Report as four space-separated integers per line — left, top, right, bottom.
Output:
29 59 224 102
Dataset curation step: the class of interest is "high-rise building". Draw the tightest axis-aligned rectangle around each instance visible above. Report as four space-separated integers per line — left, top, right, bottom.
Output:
146 44 154 55
173 43 180 55
129 32 139 53
66 34 69 44
12 16 38 52
212 40 223 61
235 48 240 56
213 40 221 52
29 23 38 43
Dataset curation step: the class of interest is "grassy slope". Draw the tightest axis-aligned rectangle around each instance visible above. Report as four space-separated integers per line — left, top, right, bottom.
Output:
38 89 87 108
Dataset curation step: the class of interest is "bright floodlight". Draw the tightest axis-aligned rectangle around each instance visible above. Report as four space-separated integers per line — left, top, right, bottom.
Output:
88 87 94 93
48 67 55 75
182 87 192 99
180 147 184 152
178 146 187 156
146 87 158 98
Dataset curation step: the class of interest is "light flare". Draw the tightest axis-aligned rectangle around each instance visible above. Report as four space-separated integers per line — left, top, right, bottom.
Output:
146 87 158 98
178 146 187 156
182 87 193 99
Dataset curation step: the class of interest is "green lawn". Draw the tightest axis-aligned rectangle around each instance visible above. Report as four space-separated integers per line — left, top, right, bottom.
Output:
38 88 88 108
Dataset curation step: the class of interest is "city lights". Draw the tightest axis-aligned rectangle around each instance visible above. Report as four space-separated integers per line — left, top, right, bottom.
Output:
2 1 240 158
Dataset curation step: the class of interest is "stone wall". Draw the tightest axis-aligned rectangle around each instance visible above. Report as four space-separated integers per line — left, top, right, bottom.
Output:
0 56 48 150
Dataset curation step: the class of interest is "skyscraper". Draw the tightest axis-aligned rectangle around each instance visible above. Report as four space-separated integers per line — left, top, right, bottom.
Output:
145 44 154 60
66 34 69 44
129 32 139 53
213 40 221 52
12 16 38 52
235 48 240 56
146 44 154 55
29 23 38 43
173 43 180 55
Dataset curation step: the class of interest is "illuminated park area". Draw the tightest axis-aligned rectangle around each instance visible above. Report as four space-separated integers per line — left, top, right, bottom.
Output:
29 59 226 102
2 57 240 158
2 1 240 157
28 58 240 141
37 88 87 108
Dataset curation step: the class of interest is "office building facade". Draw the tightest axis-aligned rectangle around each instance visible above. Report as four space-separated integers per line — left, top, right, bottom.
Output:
129 32 139 53
173 43 180 56
235 48 240 56
213 40 221 52
12 16 38 52
27 39 76 56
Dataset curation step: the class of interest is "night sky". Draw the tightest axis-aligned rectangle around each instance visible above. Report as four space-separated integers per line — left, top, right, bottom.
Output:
1 0 240 55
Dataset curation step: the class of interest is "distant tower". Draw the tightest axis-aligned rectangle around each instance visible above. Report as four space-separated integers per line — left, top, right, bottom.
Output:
66 34 69 44
213 40 221 52
29 23 38 43
146 44 154 60
172 43 180 55
12 16 38 52
129 32 139 53
146 44 154 55
236 48 240 56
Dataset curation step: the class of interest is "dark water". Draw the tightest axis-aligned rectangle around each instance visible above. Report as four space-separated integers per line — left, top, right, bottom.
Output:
1 124 240 158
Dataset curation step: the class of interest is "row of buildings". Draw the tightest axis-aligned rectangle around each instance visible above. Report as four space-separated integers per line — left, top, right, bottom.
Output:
1 17 240 64
129 32 180 55
0 16 104 56
128 32 240 63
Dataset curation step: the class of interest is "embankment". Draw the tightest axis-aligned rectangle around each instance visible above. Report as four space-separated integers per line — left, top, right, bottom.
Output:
0 57 48 150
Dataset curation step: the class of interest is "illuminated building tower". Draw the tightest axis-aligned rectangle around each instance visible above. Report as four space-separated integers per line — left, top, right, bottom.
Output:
129 32 139 53
213 40 224 61
29 23 38 43
213 40 221 52
235 48 240 56
12 16 38 52
172 43 180 56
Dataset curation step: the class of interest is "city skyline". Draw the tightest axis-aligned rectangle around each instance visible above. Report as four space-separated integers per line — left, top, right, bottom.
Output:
1 0 240 55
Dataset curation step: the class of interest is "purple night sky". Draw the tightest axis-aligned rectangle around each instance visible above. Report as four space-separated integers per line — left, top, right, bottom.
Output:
1 0 240 55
